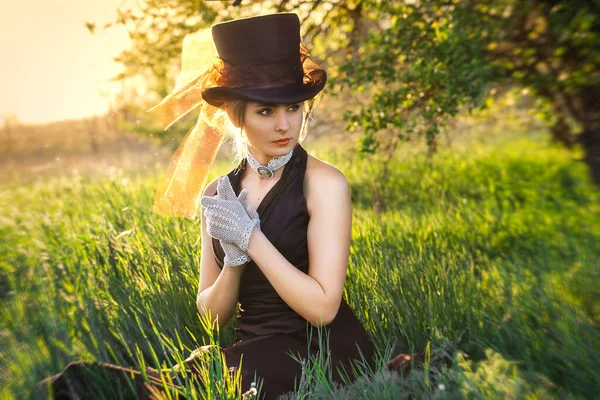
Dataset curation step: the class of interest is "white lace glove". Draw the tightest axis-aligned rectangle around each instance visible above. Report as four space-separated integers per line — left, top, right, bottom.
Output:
201 176 260 253
212 176 260 267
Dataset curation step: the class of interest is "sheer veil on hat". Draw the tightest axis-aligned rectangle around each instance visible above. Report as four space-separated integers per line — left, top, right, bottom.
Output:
147 13 326 220
147 29 223 220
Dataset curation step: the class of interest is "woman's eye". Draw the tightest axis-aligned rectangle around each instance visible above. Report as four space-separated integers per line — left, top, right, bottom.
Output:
258 105 299 115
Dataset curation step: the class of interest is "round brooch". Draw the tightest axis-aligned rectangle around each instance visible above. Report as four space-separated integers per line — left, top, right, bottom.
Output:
257 166 274 179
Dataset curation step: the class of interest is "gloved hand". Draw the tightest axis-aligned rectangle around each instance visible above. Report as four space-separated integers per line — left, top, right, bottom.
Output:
201 175 260 253
211 176 260 267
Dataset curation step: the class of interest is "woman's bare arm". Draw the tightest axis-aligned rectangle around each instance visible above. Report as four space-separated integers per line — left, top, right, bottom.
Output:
246 164 351 327
196 178 245 328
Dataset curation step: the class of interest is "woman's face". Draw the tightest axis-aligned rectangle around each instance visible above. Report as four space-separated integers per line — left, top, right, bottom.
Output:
242 101 304 158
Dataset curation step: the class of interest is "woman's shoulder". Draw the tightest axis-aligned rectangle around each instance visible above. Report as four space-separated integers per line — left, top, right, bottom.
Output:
304 154 350 216
305 153 347 180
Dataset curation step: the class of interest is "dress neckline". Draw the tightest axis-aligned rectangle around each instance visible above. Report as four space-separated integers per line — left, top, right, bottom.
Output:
233 143 299 214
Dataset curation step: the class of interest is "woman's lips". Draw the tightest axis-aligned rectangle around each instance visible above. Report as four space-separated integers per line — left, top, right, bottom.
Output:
273 138 290 145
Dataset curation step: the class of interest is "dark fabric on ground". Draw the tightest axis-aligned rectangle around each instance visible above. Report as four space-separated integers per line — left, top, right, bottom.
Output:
38 143 375 399
38 361 172 399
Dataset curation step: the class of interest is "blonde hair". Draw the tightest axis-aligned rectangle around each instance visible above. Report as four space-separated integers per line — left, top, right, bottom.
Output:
221 93 323 166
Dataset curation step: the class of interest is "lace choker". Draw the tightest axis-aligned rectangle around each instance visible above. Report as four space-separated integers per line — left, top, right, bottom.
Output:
246 147 294 179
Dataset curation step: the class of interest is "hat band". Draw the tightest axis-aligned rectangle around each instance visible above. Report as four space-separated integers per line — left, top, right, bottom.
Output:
215 56 305 90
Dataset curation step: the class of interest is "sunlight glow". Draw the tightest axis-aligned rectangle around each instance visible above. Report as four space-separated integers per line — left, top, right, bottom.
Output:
0 1 132 124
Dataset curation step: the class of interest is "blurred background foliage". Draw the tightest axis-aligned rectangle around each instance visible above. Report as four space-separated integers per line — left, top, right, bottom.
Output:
88 0 600 183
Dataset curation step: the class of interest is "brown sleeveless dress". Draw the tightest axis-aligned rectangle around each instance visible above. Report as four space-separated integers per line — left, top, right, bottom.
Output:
211 143 375 398
38 143 374 400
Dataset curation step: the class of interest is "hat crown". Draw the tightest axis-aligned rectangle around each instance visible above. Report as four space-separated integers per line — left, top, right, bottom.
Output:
211 13 301 66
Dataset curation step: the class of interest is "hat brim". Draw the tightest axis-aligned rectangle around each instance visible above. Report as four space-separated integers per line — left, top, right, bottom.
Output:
202 81 325 109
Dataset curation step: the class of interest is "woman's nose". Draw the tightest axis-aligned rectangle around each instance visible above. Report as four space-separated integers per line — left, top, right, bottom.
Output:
275 109 289 131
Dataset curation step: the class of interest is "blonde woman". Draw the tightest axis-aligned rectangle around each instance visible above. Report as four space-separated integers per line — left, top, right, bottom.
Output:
194 14 374 399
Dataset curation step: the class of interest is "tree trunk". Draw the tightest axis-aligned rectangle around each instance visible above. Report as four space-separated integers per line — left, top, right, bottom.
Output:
578 128 600 185
562 84 600 185
550 114 574 149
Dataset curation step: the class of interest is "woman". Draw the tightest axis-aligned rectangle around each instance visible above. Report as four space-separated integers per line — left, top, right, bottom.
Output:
193 13 375 399
39 13 375 400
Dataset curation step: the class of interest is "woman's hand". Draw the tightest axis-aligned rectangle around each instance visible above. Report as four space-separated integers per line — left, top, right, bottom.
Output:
201 175 260 253
211 176 260 267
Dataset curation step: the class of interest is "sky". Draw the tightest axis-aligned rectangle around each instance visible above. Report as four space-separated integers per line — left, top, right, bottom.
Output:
0 0 132 124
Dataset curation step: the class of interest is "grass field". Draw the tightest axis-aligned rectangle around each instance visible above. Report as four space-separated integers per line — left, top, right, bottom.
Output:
1 124 599 399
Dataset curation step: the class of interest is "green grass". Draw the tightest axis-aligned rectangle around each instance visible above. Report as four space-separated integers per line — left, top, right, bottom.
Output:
1 127 598 399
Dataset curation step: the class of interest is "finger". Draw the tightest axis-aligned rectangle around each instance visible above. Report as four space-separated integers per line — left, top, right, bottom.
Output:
238 189 249 206
216 176 232 200
200 196 219 208
216 181 227 200
218 175 237 201
246 204 259 220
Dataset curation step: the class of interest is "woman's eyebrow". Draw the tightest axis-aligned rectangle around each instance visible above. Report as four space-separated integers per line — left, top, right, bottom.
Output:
254 103 276 107
254 102 299 107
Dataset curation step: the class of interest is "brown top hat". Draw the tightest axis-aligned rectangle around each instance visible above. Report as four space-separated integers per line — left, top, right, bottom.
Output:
201 13 327 108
